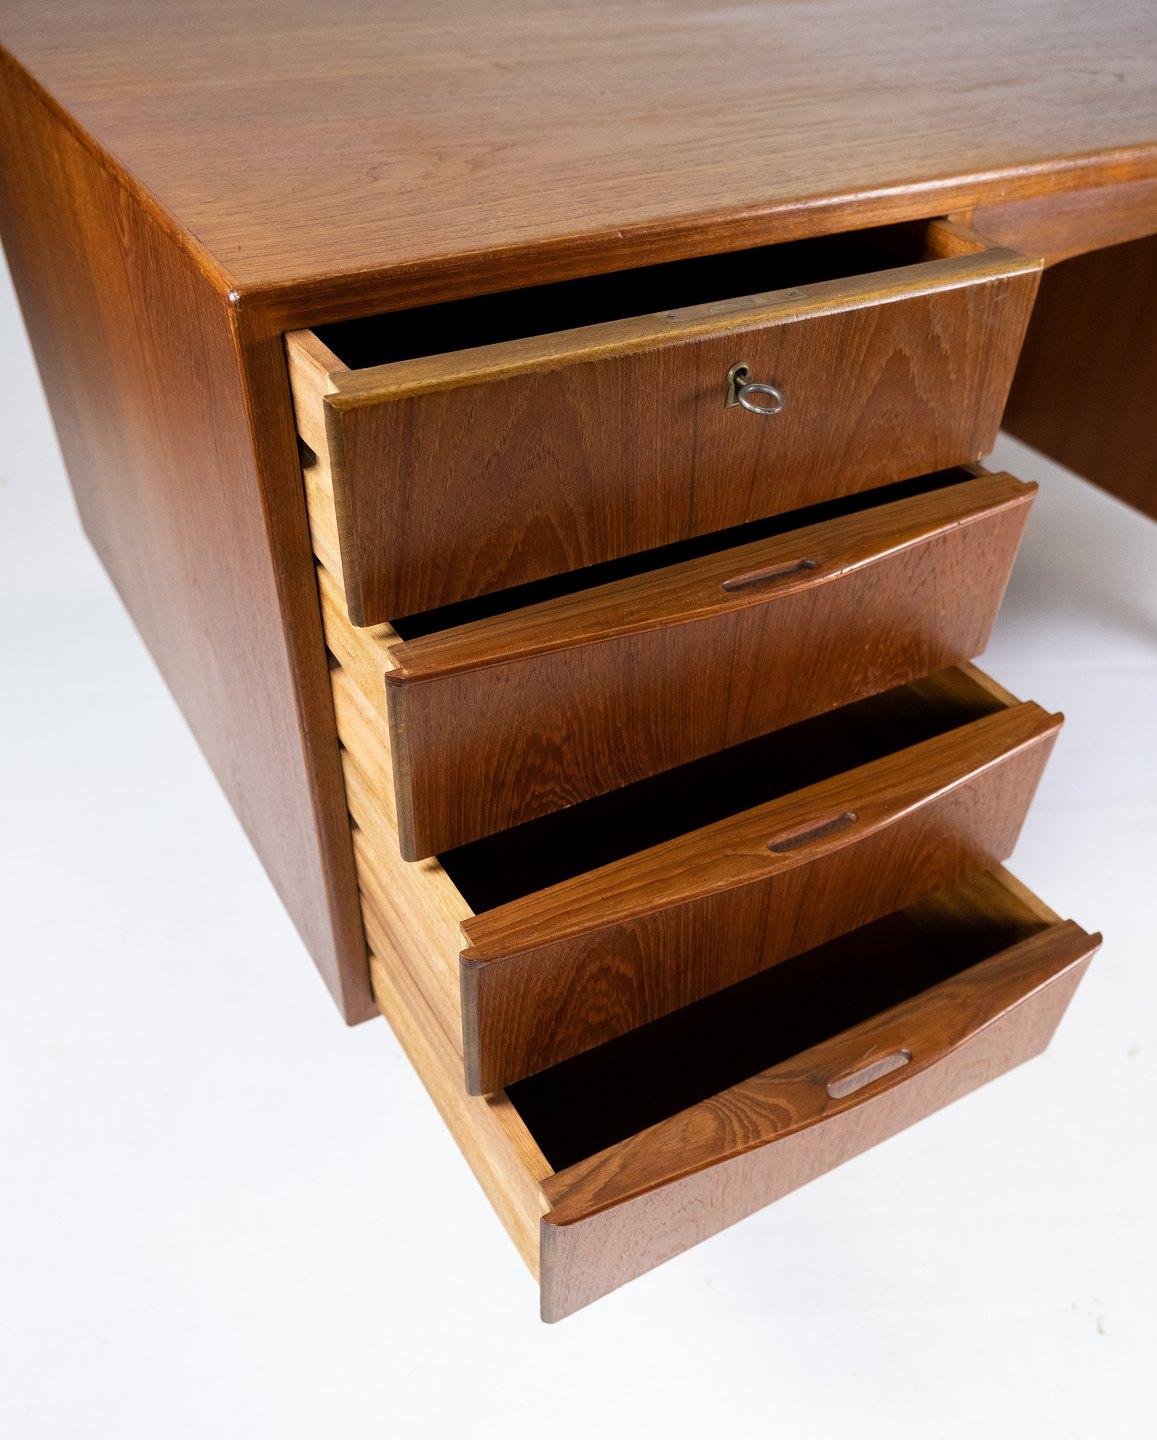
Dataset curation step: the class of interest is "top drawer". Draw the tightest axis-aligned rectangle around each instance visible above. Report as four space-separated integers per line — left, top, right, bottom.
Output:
287 220 1040 625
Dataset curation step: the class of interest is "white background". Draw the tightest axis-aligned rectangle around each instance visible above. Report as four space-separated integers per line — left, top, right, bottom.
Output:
2 248 1154 1439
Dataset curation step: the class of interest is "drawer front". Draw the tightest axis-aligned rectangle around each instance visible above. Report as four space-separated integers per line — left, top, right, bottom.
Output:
288 223 1040 623
536 912 1097 1321
368 865 1097 1322
383 470 1034 857
460 695 1061 1091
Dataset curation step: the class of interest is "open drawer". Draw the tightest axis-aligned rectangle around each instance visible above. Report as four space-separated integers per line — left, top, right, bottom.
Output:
338 662 1063 1092
321 466 1035 858
288 219 1040 623
373 867 1099 1321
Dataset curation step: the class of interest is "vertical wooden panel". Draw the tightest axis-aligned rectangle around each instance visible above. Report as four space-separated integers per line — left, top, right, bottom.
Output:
0 54 372 1019
1003 235 1157 519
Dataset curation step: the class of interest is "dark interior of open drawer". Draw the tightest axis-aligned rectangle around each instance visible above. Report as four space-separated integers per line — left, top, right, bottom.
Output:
438 666 1010 913
389 467 975 640
315 219 941 369
507 870 1050 1171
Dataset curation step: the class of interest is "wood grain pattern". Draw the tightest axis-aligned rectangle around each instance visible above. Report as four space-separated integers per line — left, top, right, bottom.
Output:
538 912 1098 1320
363 859 1095 1320
291 233 1040 621
0 51 372 1020
286 330 342 457
966 174 1157 267
459 700 1061 1091
1002 235 1157 518
330 670 399 833
303 467 346 591
368 948 551 1274
342 750 470 1051
369 471 1035 856
2 0 1154 316
0 5 1127 1069
1 11 1144 1029
360 884 456 1051
384 476 1025 678
317 568 399 720
331 634 1065 1093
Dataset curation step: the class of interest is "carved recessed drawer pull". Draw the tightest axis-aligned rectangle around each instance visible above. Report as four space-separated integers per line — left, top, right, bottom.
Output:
323 469 1039 859
826 1049 913 1099
720 556 819 592
767 809 859 853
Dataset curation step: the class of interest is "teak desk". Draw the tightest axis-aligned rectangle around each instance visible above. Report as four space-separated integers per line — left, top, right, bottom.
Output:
2 1 1153 1319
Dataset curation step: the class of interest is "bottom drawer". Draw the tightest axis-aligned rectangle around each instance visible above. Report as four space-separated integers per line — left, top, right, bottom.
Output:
372 867 1097 1321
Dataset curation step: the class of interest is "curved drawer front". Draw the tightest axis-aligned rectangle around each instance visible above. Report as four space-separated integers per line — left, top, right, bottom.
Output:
534 900 1098 1321
380 468 1035 857
333 660 1066 1093
456 692 1061 1091
288 221 1040 623
368 869 1099 1322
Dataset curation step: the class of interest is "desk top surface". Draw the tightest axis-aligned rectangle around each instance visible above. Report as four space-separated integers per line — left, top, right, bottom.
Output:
1 0 1154 307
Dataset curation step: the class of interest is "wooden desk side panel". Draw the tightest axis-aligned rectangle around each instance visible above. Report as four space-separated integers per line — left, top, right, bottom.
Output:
1002 235 1157 519
0 59 372 1020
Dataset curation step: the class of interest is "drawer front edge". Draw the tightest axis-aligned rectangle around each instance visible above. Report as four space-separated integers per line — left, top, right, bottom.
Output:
538 924 1097 1321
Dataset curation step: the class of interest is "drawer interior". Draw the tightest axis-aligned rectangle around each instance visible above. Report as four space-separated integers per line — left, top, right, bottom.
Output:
314 219 951 369
506 869 1055 1171
438 664 1013 913
388 466 978 640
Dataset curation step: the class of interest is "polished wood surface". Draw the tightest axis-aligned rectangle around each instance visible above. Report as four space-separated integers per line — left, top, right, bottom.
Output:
385 476 1030 678
967 174 1157 266
332 647 1063 1092
1 1 1153 316
538 900 1098 1320
0 2 1124 1319
367 865 1097 1320
289 227 1039 621
459 695 1060 1091
327 471 1036 857
1002 236 1157 519
0 51 372 1020
345 750 469 1054
369 945 551 1273
1 6 1144 1032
